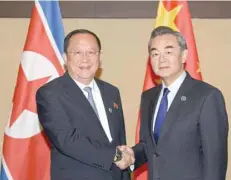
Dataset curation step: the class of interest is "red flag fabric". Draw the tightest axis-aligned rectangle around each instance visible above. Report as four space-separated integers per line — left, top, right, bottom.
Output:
133 0 202 179
1 1 64 179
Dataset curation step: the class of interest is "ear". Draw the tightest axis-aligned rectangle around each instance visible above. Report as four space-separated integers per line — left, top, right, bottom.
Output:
63 53 67 64
181 49 188 64
98 51 102 66
62 53 68 71
98 59 102 68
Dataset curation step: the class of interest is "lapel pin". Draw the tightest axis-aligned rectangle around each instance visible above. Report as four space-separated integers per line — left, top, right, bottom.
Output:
181 96 187 101
113 102 119 109
109 108 112 113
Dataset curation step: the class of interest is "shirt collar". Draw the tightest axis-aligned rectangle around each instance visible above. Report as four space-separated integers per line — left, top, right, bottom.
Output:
71 77 96 92
162 71 187 95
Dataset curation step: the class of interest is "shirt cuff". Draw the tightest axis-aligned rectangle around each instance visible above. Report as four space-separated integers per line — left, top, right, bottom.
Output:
129 164 134 171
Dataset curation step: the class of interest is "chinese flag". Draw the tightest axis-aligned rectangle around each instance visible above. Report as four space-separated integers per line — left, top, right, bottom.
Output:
133 0 202 179
1 1 64 180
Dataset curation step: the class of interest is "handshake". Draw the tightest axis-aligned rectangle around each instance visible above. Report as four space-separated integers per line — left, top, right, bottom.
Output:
114 145 135 170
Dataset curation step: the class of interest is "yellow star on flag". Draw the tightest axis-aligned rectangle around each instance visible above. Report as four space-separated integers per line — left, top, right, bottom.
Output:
154 1 183 32
196 62 201 73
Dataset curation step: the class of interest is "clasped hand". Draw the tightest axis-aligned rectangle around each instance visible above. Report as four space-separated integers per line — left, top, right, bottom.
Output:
114 145 135 170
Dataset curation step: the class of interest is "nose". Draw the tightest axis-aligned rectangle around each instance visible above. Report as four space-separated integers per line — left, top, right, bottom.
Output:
160 54 168 62
82 52 90 62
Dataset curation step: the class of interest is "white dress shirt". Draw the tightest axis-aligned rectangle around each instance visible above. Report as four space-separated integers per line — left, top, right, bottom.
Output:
152 71 187 132
73 78 113 142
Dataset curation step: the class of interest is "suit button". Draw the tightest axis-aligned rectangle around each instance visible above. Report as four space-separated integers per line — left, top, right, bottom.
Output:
154 153 159 157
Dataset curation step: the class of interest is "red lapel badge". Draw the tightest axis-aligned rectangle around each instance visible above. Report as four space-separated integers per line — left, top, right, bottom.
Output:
113 102 119 109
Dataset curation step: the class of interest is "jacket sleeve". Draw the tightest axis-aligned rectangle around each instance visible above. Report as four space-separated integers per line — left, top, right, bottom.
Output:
116 89 131 180
36 88 116 171
200 88 228 180
132 93 148 169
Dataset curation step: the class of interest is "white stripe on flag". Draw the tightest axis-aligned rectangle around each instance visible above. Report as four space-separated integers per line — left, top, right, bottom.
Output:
1 156 13 180
35 0 65 69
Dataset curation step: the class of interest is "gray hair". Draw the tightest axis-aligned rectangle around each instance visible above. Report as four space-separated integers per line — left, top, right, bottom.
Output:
148 26 187 53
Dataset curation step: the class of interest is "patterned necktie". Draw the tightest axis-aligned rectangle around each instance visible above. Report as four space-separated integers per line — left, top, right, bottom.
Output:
84 87 99 118
154 88 170 143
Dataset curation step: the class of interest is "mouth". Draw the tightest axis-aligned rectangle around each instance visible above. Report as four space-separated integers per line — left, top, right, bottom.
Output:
159 66 169 69
79 66 91 70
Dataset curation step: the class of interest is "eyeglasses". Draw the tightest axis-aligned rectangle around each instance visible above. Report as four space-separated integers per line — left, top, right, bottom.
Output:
67 50 100 58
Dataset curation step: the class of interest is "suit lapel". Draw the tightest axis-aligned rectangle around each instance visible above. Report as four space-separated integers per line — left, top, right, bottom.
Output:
158 74 196 144
60 73 109 141
147 85 162 146
95 79 116 141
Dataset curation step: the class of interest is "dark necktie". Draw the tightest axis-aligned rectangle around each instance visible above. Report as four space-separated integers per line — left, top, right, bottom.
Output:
154 88 170 143
84 87 99 118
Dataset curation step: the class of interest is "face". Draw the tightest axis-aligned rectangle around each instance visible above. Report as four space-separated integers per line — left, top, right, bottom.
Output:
149 34 187 86
64 33 100 85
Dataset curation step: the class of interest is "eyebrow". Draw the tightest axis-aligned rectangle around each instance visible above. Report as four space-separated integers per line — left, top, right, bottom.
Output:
165 45 174 49
150 47 157 52
150 45 174 52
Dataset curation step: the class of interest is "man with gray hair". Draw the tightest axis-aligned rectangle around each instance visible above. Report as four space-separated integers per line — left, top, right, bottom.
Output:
119 26 228 180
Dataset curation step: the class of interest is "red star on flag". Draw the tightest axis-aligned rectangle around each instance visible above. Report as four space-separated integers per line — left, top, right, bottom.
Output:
9 65 51 127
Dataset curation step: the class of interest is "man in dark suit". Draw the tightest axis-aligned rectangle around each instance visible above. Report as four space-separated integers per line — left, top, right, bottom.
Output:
119 26 228 180
36 29 133 180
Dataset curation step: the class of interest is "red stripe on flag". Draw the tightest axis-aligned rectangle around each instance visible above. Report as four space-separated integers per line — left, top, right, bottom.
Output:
3 132 50 180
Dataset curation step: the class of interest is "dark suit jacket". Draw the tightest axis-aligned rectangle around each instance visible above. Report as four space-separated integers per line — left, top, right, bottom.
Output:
133 73 228 180
36 72 130 180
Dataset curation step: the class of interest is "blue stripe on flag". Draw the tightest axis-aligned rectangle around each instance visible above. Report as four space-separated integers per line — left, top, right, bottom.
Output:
38 0 65 55
0 163 8 180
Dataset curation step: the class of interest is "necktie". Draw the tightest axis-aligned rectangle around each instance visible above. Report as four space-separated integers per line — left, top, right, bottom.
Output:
154 88 170 143
84 87 99 118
